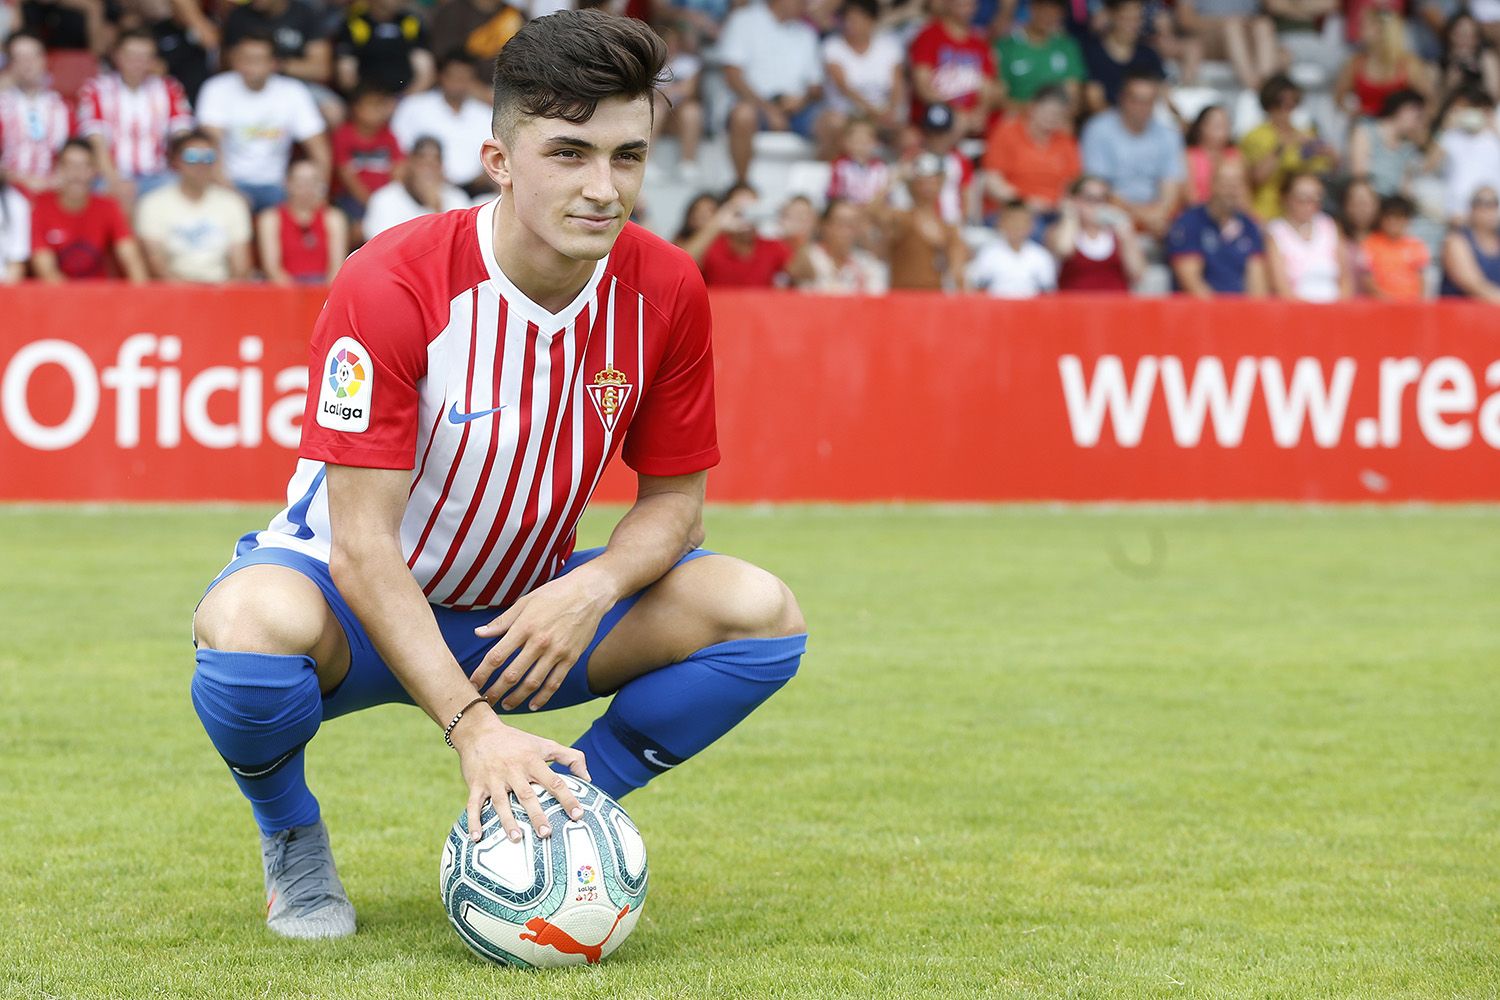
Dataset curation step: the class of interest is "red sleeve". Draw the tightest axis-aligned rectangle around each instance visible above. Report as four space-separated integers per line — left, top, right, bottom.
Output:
298 252 432 469
76 79 104 135
908 26 937 68
622 265 720 476
165 76 193 130
30 198 49 251
105 197 132 241
331 125 352 165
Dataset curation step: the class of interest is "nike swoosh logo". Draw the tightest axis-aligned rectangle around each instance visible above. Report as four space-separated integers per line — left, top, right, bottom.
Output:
642 749 677 770
448 401 508 424
230 745 302 780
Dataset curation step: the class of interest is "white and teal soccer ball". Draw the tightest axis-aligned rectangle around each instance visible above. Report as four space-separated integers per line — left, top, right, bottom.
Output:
440 775 647 968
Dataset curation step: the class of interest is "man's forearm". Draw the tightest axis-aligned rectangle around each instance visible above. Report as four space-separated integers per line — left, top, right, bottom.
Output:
569 485 704 607
331 540 480 726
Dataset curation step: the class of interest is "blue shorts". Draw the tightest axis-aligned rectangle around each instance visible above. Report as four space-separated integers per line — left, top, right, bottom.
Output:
199 536 712 721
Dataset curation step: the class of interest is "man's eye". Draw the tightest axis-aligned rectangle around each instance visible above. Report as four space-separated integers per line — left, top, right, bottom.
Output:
553 149 581 159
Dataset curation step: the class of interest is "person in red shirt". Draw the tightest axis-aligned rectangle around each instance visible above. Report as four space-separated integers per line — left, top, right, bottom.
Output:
257 160 350 285
907 0 1002 135
331 84 405 224
30 139 150 283
692 183 793 287
187 11 805 943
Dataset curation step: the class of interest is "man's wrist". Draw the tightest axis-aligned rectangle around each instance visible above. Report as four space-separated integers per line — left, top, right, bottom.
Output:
565 558 630 607
448 701 502 751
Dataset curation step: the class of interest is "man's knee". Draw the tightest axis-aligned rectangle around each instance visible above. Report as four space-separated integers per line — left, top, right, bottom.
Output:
703 558 806 642
194 566 332 658
729 102 758 132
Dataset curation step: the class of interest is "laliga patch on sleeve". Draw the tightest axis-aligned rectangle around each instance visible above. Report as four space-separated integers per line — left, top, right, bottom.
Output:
317 336 373 432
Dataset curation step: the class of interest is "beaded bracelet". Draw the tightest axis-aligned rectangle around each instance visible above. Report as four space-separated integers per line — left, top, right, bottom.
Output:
444 696 489 749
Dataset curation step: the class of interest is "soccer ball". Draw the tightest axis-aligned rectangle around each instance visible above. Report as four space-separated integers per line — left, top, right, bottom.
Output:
439 775 647 967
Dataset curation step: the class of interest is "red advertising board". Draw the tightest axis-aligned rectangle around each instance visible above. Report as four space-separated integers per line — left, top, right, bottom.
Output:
2 284 1498 502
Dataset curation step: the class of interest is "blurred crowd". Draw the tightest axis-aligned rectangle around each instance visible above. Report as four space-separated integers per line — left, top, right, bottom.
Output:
0 0 1498 300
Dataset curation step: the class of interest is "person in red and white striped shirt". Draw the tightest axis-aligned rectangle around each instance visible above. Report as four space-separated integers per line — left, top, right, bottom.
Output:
0 32 71 192
190 10 808 942
76 29 194 204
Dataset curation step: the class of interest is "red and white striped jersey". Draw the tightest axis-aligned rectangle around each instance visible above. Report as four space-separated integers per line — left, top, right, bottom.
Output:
250 198 719 610
75 73 193 178
0 86 71 180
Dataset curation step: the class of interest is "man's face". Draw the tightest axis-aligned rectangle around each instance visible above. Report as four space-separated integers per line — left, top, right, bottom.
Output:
1119 79 1156 128
1031 0 1063 33
1030 96 1066 133
440 61 477 103
56 147 96 191
1209 162 1247 209
115 39 157 84
353 92 397 129
1000 207 1032 244
1113 0 1144 37
175 141 217 183
7 37 47 89
822 203 861 253
489 94 652 262
233 41 277 88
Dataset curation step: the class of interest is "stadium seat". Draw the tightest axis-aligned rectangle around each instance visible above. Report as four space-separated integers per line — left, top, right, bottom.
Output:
47 50 99 103
783 161 832 209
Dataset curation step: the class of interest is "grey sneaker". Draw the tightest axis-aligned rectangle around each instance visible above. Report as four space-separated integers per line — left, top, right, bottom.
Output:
260 820 357 940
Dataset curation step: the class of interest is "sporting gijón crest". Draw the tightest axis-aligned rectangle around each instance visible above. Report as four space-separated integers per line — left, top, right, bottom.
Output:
587 366 632 433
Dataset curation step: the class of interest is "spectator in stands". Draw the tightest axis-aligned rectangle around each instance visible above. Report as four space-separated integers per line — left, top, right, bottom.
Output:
76 29 194 205
1265 171 1349 300
883 152 968 290
1175 0 1281 90
1080 71 1185 237
332 84 403 223
654 20 705 179
0 164 30 281
673 191 720 252
1082 0 1166 113
655 0 732 45
776 194 819 254
124 0 212 102
1362 193 1430 299
691 183 793 287
257 160 347 284
222 0 333 89
0 31 69 193
29 137 148 282
1166 159 1268 296
904 101 971 224
1435 85 1500 223
978 84 1080 220
1437 13 1500 104
391 53 492 195
907 0 1001 135
428 0 523 83
967 199 1058 296
1049 174 1145 291
1440 185 1500 300
196 31 330 215
135 130 253 282
720 0 826 183
1337 175 1379 291
995 0 1086 108
335 0 436 95
828 117 892 205
821 0 906 135
18 0 114 53
1183 105 1239 204
1240 74 1337 220
1333 8 1432 119
1347 89 1429 197
788 198 889 293
362 135 468 238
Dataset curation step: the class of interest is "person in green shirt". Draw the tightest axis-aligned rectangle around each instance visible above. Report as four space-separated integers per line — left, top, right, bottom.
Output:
1239 73 1338 220
994 0 1086 108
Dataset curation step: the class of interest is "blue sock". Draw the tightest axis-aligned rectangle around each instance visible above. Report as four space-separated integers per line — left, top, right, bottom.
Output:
190 649 323 835
573 634 807 799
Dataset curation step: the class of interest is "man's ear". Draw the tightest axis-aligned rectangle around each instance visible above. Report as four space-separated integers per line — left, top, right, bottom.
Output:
480 136 513 191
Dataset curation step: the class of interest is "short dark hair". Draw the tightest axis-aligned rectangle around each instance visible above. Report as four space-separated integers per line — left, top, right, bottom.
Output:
1379 193 1416 220
1259 73 1301 112
4 30 44 56
410 135 443 158
1001 198 1030 213
1119 68 1164 97
842 0 880 19
57 137 94 160
114 27 158 51
438 49 476 75
1032 83 1069 105
1378 88 1425 119
168 128 216 160
349 81 396 104
231 27 276 50
491 10 667 139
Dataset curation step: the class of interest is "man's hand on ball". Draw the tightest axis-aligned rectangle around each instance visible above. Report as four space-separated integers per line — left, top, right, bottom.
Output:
450 713 591 843
470 567 619 711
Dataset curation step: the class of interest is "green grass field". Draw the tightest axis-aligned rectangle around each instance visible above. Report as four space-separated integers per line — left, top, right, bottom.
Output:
2 504 1498 999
